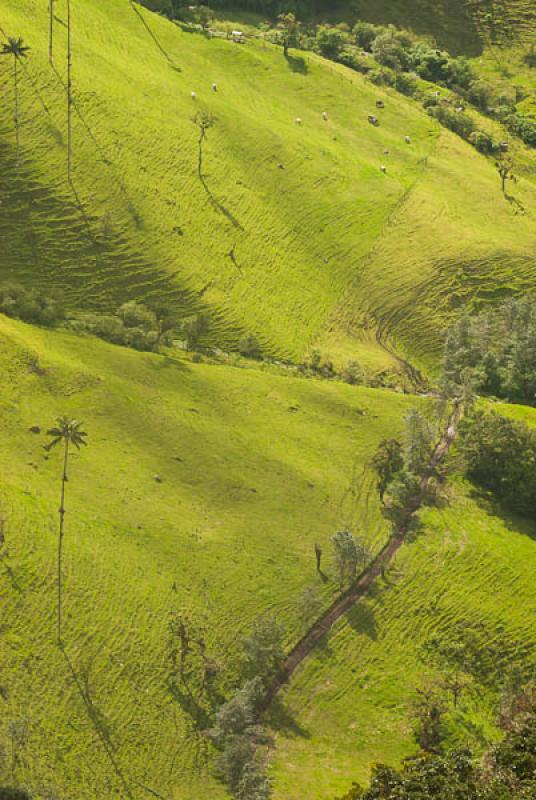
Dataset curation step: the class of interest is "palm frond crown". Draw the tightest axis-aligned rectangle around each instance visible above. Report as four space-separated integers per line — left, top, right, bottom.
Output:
45 416 88 451
1 37 31 59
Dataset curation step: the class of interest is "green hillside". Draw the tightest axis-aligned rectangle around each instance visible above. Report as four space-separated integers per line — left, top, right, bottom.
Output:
0 315 421 799
1 0 535 374
1 2 535 799
1 317 535 800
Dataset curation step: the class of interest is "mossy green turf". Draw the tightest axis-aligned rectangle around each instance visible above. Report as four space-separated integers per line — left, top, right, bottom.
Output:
1 318 535 799
0 315 423 799
1 0 535 374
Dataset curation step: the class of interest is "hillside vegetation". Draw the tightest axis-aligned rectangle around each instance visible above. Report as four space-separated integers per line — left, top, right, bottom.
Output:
1 2 535 799
0 315 421 799
0 0 535 375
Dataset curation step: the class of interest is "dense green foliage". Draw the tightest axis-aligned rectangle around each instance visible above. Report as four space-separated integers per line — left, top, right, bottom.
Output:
441 299 536 405
459 411 536 518
336 687 536 799
0 283 64 328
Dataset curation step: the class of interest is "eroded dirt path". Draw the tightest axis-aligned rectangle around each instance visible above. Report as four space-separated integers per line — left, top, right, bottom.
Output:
264 400 463 707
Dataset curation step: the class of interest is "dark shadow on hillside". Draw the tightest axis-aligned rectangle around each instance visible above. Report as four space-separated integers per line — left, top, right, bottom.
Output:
312 0 483 57
50 66 144 228
168 684 213 729
61 648 135 799
264 695 310 739
0 131 199 314
200 174 244 231
505 193 526 214
345 599 378 641
285 54 308 74
466 485 536 542
129 1 182 70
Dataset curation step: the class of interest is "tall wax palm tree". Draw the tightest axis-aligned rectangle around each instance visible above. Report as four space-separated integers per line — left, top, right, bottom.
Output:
45 417 88 644
49 0 54 65
67 0 72 181
1 37 31 166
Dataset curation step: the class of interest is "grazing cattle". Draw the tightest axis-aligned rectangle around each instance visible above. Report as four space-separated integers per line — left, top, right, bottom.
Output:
405 135 411 144
368 115 379 126
191 91 197 100
376 100 385 109
380 165 387 173
296 117 302 125
322 111 328 120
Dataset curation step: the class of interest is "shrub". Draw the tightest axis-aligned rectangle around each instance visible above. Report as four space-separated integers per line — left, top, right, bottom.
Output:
428 105 476 139
315 26 349 60
394 71 418 96
340 360 364 385
459 411 536 518
238 334 262 359
0 283 65 327
372 31 410 71
352 21 384 51
468 130 498 154
241 615 285 680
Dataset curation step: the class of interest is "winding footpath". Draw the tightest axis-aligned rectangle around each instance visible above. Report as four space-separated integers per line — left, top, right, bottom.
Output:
263 400 464 707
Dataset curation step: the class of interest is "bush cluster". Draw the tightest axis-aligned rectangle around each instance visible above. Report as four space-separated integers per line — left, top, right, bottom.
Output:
261 16 535 150
0 283 65 327
459 411 536 518
337 684 536 799
441 298 536 406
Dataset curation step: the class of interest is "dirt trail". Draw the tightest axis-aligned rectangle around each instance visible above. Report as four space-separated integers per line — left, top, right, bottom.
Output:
263 400 463 707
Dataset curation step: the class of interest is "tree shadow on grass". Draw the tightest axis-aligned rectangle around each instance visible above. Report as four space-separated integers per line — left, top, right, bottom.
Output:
200 175 244 231
466 485 536 542
345 597 378 641
264 695 310 739
129 2 181 71
61 649 135 799
285 54 308 74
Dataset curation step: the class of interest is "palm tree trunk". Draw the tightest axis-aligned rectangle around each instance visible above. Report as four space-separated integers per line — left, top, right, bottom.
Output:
67 0 72 182
57 438 69 644
49 0 54 65
13 56 19 166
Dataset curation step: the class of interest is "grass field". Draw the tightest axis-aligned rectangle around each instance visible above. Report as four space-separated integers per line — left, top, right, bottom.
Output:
1 2 536 798
1 318 535 799
0 315 425 799
0 0 535 375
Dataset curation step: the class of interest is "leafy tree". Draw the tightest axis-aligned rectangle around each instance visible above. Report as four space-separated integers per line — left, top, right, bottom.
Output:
495 155 516 195
315 26 348 60
372 31 410 71
45 417 88 643
238 334 262 359
237 757 272 800
403 409 434 476
242 615 286 679
1 37 31 166
459 411 536 518
193 110 216 179
296 586 321 626
332 529 358 587
276 12 298 58
371 438 403 500
340 360 363 385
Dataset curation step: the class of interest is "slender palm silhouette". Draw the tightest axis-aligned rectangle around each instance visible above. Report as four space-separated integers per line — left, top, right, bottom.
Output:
1 37 31 166
45 417 88 645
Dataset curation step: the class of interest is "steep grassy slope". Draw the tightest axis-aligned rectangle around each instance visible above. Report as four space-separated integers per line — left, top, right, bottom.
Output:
1 318 535 800
0 0 535 373
271 488 536 799
0 315 421 799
